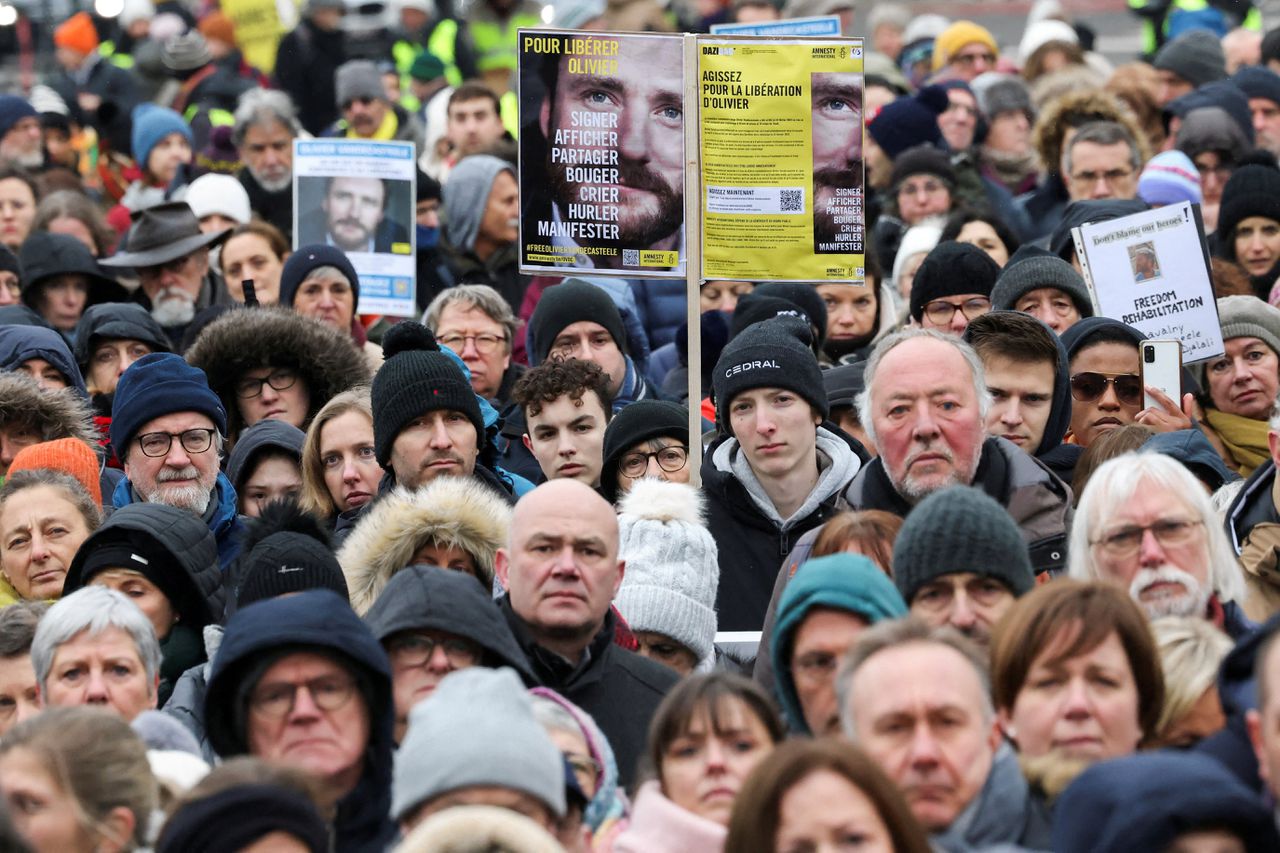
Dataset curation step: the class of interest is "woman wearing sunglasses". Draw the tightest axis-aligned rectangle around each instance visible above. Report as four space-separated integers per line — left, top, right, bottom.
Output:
1060 318 1192 447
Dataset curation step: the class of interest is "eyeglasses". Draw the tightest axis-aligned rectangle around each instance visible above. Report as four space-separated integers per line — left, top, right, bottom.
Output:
235 368 299 399
137 253 198 280
1069 168 1135 188
1194 160 1233 181
952 50 995 66
898 179 949 198
437 333 507 355
620 446 689 478
136 428 216 458
249 673 356 719
923 297 990 325
1068 372 1142 406
792 651 840 684
1091 518 1203 557
386 633 480 669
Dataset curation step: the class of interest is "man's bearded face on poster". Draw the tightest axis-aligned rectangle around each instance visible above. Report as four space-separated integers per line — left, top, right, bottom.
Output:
542 37 685 249
811 72 864 246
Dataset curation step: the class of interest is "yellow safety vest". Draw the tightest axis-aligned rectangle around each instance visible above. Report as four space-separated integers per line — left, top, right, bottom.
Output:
469 10 541 74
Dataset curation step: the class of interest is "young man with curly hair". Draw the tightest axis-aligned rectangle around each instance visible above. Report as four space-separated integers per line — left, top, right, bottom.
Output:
512 358 612 487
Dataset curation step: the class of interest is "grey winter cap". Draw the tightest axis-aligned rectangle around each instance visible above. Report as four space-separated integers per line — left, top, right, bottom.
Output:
972 72 1034 120
892 485 1035 604
392 668 566 821
1154 30 1227 87
335 60 386 108
161 31 211 72
1216 294 1280 356
991 249 1094 318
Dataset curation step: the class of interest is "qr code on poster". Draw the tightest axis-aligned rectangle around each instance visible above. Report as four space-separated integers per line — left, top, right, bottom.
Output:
622 249 639 266
780 189 803 212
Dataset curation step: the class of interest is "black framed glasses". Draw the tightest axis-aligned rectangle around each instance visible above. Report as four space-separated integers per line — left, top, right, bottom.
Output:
235 368 299 399
923 297 990 325
136 428 216 458
620 446 689 478
249 673 356 719
386 633 481 669
1069 372 1142 407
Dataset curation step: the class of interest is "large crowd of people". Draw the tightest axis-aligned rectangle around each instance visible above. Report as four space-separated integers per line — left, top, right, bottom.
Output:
0 0 1278 850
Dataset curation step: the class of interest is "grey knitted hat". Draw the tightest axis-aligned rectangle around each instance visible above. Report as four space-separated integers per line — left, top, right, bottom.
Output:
335 60 385 108
392 668 567 821
973 73 1034 121
1154 30 1227 88
615 480 719 665
161 31 211 72
1216 294 1280 355
991 249 1094 317
892 485 1035 603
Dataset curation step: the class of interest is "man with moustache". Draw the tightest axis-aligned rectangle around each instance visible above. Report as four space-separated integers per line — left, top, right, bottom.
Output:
528 33 684 272
300 176 410 254
234 88 301 240
1071 451 1253 639
811 71 864 254
849 328 1072 576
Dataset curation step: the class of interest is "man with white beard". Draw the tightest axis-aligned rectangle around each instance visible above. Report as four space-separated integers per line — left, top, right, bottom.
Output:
0 97 44 170
1069 451 1253 639
100 202 234 352
108 352 245 570
233 88 300 241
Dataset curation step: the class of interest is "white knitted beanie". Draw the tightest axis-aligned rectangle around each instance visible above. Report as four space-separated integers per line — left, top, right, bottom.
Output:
615 479 719 664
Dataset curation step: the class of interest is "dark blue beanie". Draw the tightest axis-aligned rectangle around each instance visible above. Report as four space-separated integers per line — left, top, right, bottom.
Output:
0 96 36 141
278 244 360 312
110 353 227 457
867 85 948 159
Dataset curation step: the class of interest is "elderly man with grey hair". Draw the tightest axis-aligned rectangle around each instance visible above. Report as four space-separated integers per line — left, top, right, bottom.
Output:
1071 451 1252 639
423 283 524 405
233 87 302 238
844 326 1072 576
31 586 161 723
835 617 1051 850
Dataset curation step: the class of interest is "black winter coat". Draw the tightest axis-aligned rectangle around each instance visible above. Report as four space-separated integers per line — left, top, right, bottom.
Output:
500 598 676 787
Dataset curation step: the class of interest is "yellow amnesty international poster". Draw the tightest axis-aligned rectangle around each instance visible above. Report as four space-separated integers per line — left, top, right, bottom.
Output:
699 38 864 282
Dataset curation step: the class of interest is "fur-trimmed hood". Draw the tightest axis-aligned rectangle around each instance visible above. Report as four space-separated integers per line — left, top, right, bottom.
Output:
184 306 371 441
340 477 512 614
0 372 98 447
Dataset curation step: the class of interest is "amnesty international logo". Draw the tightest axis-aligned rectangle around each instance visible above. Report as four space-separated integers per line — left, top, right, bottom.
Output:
839 46 847 58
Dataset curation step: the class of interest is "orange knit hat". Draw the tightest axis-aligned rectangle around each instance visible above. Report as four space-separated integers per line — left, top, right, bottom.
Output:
8 438 103 506
198 11 236 46
55 12 100 56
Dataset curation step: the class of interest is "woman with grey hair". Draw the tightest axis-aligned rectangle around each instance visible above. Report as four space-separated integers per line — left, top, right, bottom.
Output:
30 585 161 722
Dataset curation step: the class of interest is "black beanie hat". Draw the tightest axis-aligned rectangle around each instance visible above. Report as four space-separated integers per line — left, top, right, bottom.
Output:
892 485 1035 603
1218 163 1280 249
0 243 21 281
371 322 484 468
599 399 690 502
712 316 827 428
156 784 329 853
890 144 956 192
909 241 1001 322
755 282 829 346
731 293 814 339
528 279 627 366
235 501 350 610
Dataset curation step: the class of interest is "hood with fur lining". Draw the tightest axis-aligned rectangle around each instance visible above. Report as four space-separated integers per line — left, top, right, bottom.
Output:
0 372 98 448
339 475 512 614
183 306 370 442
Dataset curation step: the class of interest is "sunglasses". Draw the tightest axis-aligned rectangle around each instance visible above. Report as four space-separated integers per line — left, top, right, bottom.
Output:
1069 372 1142 406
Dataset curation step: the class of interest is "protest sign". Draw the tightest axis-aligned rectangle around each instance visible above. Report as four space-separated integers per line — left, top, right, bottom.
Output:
698 38 865 282
710 15 842 35
292 139 417 317
1072 201 1223 361
221 0 288 74
517 29 687 278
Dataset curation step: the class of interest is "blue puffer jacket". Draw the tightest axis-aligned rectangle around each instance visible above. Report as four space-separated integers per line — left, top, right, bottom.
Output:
629 280 685 350
112 471 245 570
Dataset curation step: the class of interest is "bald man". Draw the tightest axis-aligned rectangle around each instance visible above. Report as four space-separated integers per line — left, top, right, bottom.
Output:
496 479 676 785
